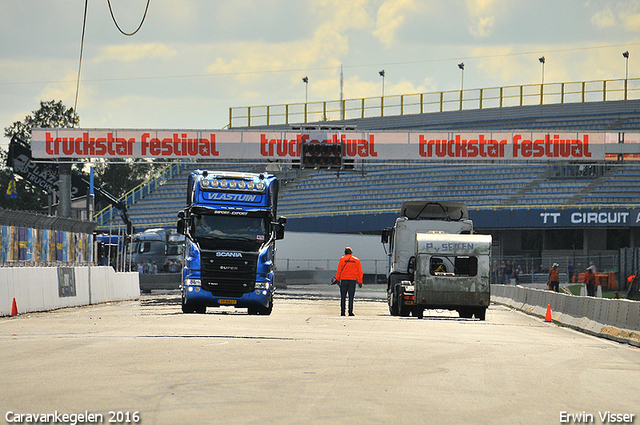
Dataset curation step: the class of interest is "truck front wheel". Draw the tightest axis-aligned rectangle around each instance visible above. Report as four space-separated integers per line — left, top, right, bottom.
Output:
181 291 196 314
388 291 399 316
249 295 273 315
258 296 273 315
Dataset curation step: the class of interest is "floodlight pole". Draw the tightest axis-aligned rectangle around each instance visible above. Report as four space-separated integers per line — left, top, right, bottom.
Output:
539 56 546 104
623 51 629 100
302 76 309 123
458 63 464 110
379 70 385 116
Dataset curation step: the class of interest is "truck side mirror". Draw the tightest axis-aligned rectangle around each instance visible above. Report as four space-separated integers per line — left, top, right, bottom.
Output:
381 228 389 244
177 219 185 235
407 256 416 280
275 223 285 240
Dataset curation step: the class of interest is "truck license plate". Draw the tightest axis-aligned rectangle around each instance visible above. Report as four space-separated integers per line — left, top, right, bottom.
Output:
219 299 237 305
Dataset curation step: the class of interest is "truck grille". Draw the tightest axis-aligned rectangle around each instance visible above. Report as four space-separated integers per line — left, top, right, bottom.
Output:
200 250 258 297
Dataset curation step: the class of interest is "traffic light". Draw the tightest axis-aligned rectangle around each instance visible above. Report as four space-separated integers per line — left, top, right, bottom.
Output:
301 142 342 169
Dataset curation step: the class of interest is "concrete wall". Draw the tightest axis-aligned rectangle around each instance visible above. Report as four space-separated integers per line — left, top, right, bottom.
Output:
0 266 139 316
491 284 640 347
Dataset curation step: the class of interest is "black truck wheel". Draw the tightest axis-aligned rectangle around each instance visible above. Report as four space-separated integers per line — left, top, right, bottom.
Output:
181 292 196 313
258 296 273 315
388 291 399 316
475 307 487 321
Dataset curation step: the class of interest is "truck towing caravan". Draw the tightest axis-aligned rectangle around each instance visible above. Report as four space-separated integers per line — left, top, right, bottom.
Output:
381 201 491 319
177 170 286 315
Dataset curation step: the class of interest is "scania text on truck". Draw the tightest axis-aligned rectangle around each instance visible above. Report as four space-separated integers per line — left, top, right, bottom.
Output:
382 201 491 319
177 170 285 315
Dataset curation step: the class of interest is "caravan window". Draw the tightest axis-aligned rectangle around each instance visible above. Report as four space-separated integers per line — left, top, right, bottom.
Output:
430 255 478 276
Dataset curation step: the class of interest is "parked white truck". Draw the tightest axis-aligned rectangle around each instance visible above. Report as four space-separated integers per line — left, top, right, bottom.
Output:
381 201 492 320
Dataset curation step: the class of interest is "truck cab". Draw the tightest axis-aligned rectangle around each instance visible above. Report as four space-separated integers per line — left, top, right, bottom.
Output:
177 170 285 315
382 201 490 319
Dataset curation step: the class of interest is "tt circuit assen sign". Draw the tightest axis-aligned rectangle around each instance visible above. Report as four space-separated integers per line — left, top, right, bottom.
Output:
31 129 606 161
471 208 640 228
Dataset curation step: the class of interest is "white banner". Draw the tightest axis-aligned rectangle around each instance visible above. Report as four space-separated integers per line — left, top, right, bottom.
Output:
31 129 607 161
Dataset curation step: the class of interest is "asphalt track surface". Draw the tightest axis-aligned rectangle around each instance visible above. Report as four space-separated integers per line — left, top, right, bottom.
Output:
1 284 639 425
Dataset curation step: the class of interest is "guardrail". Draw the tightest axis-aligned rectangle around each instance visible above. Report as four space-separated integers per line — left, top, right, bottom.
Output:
94 161 189 229
229 77 640 128
491 284 640 346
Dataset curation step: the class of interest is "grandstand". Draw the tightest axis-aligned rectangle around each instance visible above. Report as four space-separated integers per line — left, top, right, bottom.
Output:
93 95 640 277
105 98 640 232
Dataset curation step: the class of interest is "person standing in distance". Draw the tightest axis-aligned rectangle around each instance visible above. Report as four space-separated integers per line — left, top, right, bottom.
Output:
336 247 363 316
549 263 560 292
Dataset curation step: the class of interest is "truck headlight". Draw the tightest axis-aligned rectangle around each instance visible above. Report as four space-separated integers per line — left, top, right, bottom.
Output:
185 278 201 286
255 281 270 290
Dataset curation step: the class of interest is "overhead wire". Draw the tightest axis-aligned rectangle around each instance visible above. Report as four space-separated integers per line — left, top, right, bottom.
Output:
74 0 88 114
74 0 151 115
8 40 640 88
107 0 151 36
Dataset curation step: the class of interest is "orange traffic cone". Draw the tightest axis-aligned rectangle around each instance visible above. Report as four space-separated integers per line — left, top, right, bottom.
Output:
544 304 552 322
10 298 18 316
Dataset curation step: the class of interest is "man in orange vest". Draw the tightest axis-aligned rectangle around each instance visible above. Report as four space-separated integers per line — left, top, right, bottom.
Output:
585 266 597 297
336 247 363 316
548 263 560 292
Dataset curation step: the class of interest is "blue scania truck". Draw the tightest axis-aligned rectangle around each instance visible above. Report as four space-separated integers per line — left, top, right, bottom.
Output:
177 170 286 315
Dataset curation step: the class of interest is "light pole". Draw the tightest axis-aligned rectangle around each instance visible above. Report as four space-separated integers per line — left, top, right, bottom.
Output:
302 76 309 104
379 70 385 116
623 51 629 100
458 63 464 110
302 76 308 123
539 56 545 104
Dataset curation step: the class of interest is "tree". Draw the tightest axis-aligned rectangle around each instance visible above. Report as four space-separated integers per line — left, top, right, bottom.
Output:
4 100 79 145
2 99 160 215
1 100 80 212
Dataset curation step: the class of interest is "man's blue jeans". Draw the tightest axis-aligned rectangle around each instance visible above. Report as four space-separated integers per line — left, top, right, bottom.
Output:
340 280 357 315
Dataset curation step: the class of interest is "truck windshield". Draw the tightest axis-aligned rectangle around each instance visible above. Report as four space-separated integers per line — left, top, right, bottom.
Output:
193 214 268 250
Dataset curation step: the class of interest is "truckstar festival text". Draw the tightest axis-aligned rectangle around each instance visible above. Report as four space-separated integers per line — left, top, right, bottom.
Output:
31 130 606 161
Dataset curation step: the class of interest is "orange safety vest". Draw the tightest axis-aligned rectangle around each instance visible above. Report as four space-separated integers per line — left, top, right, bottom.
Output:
549 267 559 282
336 254 363 284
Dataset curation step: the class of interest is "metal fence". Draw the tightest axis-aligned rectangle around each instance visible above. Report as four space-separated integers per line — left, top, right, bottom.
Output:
229 77 640 128
276 258 387 276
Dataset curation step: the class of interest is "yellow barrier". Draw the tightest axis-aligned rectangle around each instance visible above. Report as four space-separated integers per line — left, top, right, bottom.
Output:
229 77 640 128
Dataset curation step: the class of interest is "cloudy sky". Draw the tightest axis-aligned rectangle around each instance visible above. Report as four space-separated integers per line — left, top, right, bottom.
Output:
1 0 639 148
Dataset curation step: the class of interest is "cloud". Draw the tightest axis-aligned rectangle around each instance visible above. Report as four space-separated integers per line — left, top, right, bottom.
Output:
622 13 640 32
373 0 418 47
205 1 371 96
591 2 640 32
39 71 79 106
465 0 499 37
94 43 177 62
591 9 616 28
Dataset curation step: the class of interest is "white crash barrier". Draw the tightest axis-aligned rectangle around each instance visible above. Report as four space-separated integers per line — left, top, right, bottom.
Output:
491 284 640 346
0 266 139 316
